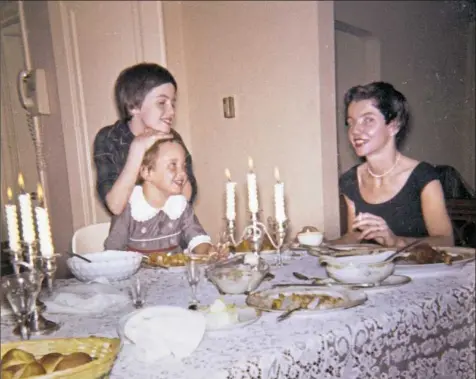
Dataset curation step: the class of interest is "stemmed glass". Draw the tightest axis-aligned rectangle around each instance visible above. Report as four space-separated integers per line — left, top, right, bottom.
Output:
1 271 44 340
185 255 203 309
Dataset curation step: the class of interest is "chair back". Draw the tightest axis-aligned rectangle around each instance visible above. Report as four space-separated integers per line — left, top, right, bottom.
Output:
72 222 111 255
435 165 475 200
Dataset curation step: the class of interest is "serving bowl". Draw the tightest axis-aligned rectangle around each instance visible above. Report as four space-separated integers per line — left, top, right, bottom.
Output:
67 250 142 282
206 255 270 295
319 250 396 284
297 231 324 246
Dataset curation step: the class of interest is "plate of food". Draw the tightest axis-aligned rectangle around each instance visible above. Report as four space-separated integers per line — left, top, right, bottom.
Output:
199 299 261 332
394 245 475 275
246 285 367 315
234 236 276 255
141 252 209 272
301 243 383 257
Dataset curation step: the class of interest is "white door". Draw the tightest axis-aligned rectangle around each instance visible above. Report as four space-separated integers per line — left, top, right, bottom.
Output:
0 2 40 241
44 1 167 231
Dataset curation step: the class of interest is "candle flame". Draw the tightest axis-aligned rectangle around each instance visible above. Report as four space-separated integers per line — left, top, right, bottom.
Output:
18 173 25 190
37 183 44 203
225 168 231 180
274 167 280 182
248 157 254 171
7 187 13 201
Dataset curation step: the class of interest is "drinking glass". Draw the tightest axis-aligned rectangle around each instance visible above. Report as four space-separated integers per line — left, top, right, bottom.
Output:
129 277 146 309
185 256 203 307
1 271 44 340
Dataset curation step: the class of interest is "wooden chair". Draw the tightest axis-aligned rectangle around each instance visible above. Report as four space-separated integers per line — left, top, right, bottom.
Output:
446 199 476 248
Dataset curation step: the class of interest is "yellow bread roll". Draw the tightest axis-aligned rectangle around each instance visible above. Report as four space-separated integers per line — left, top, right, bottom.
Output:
54 352 92 372
38 352 64 373
3 361 46 379
1 349 36 370
1 370 14 379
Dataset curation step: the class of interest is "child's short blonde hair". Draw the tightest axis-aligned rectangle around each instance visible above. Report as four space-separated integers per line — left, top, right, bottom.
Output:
138 137 189 184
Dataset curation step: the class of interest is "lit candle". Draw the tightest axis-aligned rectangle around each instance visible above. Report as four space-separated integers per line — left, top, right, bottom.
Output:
35 184 54 257
247 157 258 214
274 167 286 223
18 174 36 244
5 188 21 252
225 169 236 221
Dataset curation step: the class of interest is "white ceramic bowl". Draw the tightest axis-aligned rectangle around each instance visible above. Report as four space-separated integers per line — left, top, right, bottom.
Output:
67 250 142 282
297 231 324 246
319 251 395 284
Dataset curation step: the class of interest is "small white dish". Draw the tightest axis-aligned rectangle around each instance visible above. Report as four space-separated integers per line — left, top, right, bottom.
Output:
200 306 261 333
297 232 324 247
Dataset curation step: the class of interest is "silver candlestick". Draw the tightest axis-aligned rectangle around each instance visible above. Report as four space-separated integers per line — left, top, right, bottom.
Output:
268 217 289 267
11 240 60 336
226 219 237 254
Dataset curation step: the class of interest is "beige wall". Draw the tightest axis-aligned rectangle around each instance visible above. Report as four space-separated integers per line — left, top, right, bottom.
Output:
23 2 73 277
335 0 476 187
163 1 340 241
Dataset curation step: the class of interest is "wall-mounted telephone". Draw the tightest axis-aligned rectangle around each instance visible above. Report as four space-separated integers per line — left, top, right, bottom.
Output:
17 69 51 116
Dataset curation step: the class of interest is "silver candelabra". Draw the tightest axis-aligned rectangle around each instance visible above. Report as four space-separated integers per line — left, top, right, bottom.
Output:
9 240 60 336
226 211 289 267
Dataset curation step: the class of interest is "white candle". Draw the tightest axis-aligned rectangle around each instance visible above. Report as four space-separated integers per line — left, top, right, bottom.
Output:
274 167 286 223
247 157 259 214
18 174 36 244
35 184 54 257
225 169 236 221
5 188 21 252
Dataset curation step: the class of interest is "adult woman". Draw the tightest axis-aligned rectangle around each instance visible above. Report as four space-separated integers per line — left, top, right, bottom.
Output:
336 82 453 247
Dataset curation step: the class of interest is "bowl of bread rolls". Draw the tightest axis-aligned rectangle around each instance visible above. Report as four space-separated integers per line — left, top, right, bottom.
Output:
1 337 120 378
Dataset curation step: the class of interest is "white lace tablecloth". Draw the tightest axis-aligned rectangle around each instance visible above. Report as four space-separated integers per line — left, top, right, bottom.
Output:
1 253 475 379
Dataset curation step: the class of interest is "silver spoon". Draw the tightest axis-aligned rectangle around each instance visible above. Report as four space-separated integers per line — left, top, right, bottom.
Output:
382 239 426 263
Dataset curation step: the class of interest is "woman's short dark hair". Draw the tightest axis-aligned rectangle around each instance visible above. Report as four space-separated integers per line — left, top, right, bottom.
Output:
114 63 177 122
344 81 410 147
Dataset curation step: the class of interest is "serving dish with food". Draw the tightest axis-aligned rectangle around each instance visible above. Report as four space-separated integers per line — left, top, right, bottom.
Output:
394 245 475 275
199 299 261 332
141 251 210 271
246 285 367 315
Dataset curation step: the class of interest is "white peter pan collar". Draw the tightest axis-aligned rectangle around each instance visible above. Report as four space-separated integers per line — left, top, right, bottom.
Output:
129 186 188 222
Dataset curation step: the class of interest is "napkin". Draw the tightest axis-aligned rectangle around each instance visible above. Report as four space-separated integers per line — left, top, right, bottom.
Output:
43 283 129 314
124 306 206 362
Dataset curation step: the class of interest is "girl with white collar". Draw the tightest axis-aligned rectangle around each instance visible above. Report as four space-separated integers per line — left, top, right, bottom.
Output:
104 137 214 256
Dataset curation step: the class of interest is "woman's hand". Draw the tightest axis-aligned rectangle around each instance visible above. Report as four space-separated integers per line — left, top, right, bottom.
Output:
352 213 398 247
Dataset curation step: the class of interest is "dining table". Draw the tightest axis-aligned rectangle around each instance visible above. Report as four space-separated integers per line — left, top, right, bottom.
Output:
1 250 475 379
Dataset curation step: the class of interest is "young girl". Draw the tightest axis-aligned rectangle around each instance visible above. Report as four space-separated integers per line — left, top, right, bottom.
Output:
104 137 213 255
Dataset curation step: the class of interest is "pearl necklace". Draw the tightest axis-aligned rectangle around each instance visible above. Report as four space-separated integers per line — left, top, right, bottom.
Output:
367 154 401 178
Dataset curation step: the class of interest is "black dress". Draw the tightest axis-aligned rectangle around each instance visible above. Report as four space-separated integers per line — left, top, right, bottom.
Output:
339 162 440 238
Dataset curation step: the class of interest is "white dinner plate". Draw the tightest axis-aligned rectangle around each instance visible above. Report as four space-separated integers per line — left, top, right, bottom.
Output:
304 243 382 257
246 285 367 315
274 275 412 291
394 246 475 276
